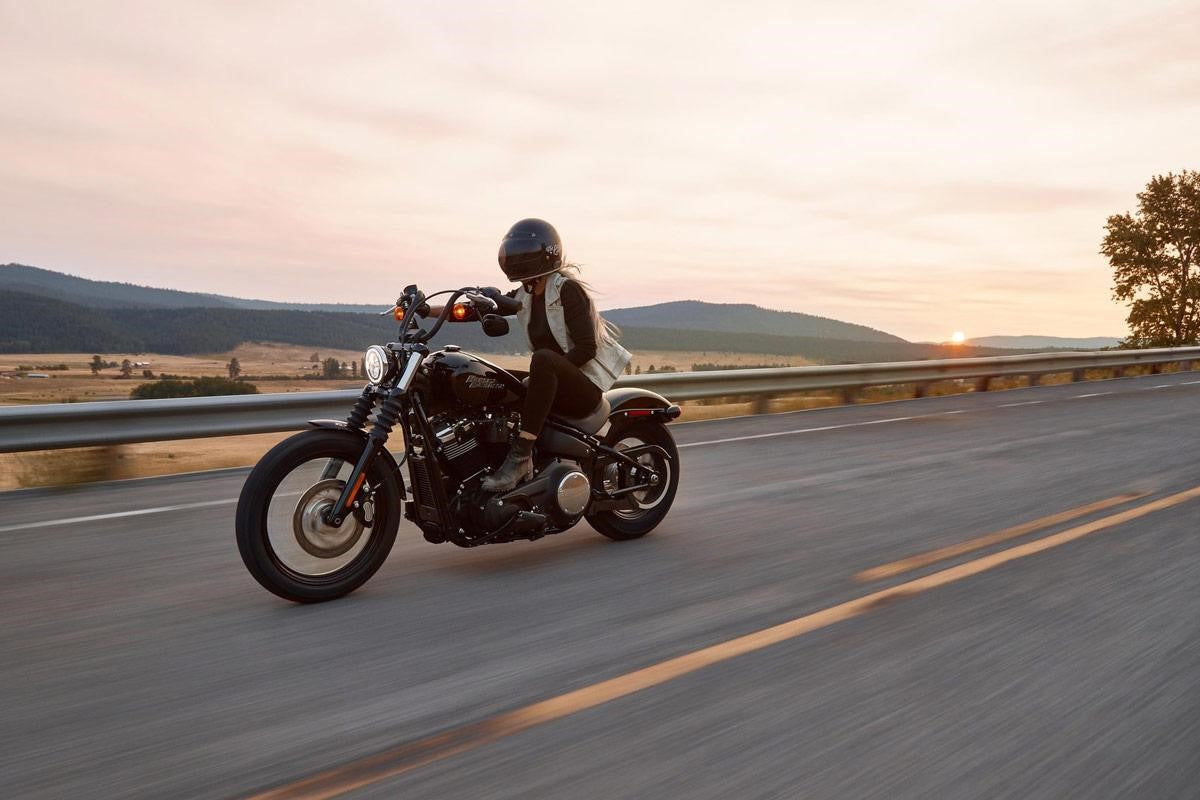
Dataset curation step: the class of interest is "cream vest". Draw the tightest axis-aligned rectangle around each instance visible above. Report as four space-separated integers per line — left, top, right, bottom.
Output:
516 273 632 391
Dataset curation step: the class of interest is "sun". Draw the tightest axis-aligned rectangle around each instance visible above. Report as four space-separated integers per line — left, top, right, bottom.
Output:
950 331 966 344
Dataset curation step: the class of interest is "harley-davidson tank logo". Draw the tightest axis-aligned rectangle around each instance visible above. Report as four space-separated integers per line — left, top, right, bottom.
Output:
465 374 503 390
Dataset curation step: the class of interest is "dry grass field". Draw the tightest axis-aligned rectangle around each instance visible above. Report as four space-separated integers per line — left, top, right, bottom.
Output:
0 343 811 405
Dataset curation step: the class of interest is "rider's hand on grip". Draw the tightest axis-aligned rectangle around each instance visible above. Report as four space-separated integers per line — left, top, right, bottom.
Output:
480 287 522 316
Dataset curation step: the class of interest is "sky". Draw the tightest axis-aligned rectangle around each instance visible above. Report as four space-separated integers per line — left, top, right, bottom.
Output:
2 1 1198 341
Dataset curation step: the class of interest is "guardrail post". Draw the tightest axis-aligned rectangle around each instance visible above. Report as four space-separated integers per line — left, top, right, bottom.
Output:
1181 360 1193 372
913 382 929 399
1112 367 1124 378
1150 363 1162 375
840 387 856 405
751 394 772 415
974 376 991 392
1029 374 1041 387
1071 369 1085 382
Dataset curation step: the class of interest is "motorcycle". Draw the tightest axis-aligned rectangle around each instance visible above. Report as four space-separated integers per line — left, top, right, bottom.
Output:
235 284 681 602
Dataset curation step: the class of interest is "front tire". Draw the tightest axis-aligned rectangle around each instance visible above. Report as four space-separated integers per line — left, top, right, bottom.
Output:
236 429 402 603
586 420 680 541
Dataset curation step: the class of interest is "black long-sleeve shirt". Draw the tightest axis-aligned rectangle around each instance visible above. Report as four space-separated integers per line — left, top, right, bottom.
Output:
506 279 597 367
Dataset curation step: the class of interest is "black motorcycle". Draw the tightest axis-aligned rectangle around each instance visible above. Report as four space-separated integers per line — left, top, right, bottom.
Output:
235 284 681 602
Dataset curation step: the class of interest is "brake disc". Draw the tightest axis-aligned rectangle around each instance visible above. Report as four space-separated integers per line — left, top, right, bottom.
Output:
292 479 368 558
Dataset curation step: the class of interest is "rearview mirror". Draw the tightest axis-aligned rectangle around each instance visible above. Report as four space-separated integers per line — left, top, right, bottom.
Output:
481 314 509 337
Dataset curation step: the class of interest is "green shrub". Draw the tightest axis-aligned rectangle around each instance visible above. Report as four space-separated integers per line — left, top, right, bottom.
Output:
130 376 259 399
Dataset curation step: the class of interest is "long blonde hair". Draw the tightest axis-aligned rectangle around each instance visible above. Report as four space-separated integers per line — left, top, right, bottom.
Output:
557 263 622 347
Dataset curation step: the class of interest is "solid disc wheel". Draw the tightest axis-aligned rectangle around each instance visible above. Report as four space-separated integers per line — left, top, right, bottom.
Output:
235 429 401 603
586 419 680 541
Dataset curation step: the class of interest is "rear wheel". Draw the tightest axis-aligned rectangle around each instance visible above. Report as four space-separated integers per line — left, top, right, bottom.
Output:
235 429 402 602
586 420 679 540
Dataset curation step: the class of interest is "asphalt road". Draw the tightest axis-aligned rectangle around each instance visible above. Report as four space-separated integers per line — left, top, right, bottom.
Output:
4 372 1200 799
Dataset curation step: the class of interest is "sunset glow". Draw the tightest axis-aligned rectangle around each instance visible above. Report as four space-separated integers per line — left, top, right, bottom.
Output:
950 332 967 345
0 2 1189 340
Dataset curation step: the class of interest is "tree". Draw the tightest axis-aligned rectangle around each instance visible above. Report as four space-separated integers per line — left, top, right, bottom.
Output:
351 360 358 378
1103 170 1200 347
119 358 133 378
310 352 320 364
90 355 104 375
322 357 342 379
227 357 241 379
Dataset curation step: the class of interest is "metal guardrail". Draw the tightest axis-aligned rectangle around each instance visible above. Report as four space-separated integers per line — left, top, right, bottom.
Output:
2 346 1198 453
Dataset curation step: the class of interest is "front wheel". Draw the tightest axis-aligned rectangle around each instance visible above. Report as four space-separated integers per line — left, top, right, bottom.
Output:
586 420 680 541
235 429 402 603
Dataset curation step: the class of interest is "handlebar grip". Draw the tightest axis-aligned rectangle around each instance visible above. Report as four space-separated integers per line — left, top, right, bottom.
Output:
492 294 522 316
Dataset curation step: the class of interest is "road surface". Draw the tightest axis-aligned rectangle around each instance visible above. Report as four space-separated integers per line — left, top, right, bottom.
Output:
3 371 1199 798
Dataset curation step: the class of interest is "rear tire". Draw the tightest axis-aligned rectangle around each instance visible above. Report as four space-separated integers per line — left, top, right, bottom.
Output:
586 420 679 541
236 429 402 603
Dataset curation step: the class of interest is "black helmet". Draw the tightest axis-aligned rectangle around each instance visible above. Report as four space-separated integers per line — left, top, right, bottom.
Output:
498 218 563 282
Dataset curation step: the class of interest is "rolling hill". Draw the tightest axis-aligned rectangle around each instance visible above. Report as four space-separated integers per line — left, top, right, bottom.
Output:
0 263 1043 363
604 300 902 343
1 263 382 313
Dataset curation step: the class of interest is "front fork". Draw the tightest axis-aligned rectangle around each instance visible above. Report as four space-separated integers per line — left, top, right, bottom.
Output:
324 351 424 527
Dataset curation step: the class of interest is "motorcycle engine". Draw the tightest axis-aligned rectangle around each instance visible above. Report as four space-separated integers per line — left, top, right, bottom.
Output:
429 411 518 483
430 411 591 540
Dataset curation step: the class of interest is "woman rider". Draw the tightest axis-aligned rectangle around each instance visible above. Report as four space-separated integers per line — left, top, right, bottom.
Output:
480 218 632 491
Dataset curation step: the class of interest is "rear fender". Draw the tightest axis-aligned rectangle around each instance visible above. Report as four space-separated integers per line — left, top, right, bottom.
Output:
603 389 682 423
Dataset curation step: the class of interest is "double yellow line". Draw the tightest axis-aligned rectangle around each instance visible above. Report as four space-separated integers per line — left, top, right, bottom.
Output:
248 485 1200 800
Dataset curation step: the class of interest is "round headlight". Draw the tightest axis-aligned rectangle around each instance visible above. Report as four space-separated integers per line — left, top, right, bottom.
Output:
363 345 391 384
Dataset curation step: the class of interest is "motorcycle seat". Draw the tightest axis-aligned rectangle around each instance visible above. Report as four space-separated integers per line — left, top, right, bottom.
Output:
550 396 611 435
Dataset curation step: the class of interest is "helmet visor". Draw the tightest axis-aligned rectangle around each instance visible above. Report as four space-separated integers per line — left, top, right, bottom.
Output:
498 237 559 281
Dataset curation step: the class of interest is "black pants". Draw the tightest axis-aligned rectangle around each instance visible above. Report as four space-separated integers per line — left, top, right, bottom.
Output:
521 349 603 435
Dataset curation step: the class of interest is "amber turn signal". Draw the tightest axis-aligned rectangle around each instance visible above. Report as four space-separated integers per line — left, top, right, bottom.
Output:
452 303 469 321
393 306 405 321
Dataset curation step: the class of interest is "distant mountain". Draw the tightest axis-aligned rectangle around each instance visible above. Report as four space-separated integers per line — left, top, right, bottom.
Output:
1 263 382 314
605 300 903 344
0 264 1040 363
0 289 1032 364
966 335 1122 350
0 289 517 355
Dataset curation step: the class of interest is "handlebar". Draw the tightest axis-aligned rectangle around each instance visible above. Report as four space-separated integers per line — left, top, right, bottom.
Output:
390 286 515 344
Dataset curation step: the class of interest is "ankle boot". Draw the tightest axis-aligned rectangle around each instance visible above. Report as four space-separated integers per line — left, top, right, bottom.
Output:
481 436 535 492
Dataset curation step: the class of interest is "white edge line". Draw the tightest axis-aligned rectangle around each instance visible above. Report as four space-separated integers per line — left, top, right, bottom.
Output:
998 400 1044 408
0 498 238 533
679 415 919 449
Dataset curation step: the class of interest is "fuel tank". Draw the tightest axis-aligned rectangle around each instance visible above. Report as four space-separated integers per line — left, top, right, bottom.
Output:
423 348 524 408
